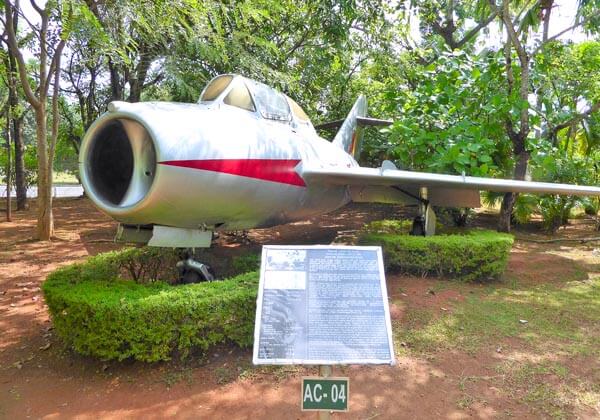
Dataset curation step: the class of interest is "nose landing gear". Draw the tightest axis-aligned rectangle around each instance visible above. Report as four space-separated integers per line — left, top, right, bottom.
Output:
176 251 215 283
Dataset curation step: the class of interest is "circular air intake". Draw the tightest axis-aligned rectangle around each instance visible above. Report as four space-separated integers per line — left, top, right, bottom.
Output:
83 117 156 210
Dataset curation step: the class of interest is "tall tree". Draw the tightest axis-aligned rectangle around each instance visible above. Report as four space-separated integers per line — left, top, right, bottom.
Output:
84 0 193 103
407 0 497 52
6 50 26 210
3 98 11 221
489 0 600 231
163 0 387 114
3 0 67 239
1 3 27 210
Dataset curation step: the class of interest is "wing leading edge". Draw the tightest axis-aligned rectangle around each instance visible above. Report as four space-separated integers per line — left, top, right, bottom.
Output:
301 165 600 197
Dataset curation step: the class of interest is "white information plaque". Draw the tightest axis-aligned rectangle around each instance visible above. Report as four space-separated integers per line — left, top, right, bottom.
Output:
253 245 395 365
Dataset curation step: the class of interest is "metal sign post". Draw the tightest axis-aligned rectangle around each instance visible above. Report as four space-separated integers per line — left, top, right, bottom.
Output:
319 365 332 420
320 365 332 420
253 245 395 415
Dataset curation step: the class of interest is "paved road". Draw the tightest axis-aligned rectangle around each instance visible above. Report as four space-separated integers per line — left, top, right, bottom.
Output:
0 184 84 198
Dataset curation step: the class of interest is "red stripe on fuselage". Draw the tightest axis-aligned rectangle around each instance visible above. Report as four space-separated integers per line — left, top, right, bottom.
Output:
159 159 306 187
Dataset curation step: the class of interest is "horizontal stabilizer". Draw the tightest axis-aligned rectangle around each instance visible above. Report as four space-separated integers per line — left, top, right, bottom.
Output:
315 116 393 131
357 117 394 127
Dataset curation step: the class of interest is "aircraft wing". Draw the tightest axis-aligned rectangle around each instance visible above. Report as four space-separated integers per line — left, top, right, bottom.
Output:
301 164 600 199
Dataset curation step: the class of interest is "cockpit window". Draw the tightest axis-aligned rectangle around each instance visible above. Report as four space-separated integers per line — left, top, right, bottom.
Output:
200 75 233 102
286 96 310 122
249 81 291 121
224 80 256 112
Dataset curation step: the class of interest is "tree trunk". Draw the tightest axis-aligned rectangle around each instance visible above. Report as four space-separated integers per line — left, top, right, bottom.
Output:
6 47 27 210
497 193 514 232
5 112 12 222
128 80 142 103
497 150 530 232
542 0 553 43
496 0 532 233
4 0 64 241
34 108 53 240
127 50 153 103
13 116 27 210
108 59 123 101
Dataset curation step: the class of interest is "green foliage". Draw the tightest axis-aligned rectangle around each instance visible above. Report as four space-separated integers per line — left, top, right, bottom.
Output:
162 0 388 115
4 0 600 240
359 220 514 282
75 247 261 284
0 123 38 187
482 191 539 225
231 253 261 274
110 247 181 284
382 50 511 177
583 197 599 216
362 219 414 235
481 146 599 232
435 207 474 227
532 150 595 232
42 250 259 362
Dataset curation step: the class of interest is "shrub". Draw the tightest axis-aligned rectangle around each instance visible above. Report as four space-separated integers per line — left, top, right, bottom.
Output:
43 250 259 362
359 220 514 282
231 253 261 273
362 219 446 235
112 247 181 284
362 219 414 235
583 199 599 216
86 247 261 284
538 195 578 233
435 207 474 227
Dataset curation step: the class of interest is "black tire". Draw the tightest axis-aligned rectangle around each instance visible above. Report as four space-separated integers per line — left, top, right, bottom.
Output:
181 270 202 284
410 217 425 236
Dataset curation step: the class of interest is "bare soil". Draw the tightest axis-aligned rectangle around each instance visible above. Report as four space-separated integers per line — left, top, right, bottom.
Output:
1 199 599 419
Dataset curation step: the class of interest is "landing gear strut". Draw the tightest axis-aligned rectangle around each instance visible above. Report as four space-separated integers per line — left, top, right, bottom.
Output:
176 250 215 283
409 187 436 237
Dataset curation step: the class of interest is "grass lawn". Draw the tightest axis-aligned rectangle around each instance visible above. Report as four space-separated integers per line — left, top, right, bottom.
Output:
393 275 600 418
53 171 79 184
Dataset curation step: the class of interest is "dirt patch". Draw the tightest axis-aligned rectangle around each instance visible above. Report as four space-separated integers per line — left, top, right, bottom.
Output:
389 276 467 308
1 199 599 419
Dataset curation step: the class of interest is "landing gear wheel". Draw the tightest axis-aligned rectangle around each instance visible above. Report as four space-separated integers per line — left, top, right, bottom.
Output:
410 216 426 236
181 269 202 284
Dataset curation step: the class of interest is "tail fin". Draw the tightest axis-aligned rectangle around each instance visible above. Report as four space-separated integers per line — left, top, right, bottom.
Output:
332 95 367 158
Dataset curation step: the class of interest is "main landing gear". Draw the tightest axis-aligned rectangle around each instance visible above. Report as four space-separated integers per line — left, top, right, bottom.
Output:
409 187 436 237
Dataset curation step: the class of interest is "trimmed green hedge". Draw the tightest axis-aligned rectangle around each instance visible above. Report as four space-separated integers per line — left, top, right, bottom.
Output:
359 220 514 282
43 250 259 362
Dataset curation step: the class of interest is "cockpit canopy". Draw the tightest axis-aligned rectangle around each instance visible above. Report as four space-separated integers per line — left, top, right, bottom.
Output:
199 74 311 125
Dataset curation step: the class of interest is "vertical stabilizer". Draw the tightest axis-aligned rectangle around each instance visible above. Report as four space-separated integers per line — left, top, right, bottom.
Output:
332 95 367 158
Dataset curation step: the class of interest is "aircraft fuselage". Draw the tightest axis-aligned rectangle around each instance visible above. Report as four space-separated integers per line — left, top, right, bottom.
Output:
80 101 356 231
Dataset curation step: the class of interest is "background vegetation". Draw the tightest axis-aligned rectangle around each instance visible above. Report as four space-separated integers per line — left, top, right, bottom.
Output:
1 0 600 237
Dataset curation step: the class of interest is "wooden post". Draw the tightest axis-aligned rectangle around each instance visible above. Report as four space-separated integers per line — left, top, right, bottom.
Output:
318 365 332 420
